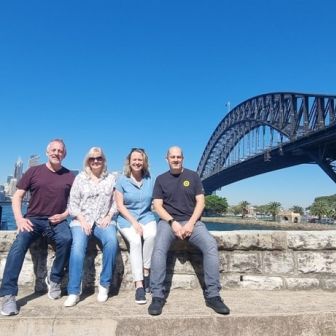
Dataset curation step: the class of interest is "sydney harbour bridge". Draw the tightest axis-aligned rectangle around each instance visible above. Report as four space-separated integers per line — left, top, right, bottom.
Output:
197 92 336 195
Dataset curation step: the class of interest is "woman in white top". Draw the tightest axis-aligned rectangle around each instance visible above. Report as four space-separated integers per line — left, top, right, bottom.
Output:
115 148 156 304
64 147 118 307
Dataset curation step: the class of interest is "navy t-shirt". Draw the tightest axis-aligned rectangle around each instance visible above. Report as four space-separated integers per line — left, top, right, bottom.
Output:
17 164 75 217
153 168 204 222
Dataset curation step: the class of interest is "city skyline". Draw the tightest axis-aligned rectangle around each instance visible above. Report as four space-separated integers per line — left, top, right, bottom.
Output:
1 0 335 208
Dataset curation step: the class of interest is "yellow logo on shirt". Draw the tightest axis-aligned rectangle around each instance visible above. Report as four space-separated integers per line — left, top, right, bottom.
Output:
183 180 190 187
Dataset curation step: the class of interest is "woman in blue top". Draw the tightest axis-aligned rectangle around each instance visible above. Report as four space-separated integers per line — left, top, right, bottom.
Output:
115 148 156 304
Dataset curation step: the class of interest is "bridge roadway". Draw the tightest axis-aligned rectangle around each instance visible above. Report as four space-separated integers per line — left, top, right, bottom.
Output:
1 287 336 335
202 123 336 194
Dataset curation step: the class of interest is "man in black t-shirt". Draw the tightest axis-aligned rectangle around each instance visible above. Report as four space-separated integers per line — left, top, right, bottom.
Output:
0 139 75 316
148 146 230 316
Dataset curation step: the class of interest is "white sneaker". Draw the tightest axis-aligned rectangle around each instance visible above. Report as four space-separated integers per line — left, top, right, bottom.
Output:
97 284 108 302
64 294 80 307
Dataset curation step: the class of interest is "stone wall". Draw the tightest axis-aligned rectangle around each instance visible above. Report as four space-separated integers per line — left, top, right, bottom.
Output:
1 230 336 292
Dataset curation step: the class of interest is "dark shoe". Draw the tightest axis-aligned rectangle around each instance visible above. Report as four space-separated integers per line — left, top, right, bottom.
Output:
1 295 18 316
148 297 165 316
135 287 146 304
206 296 230 315
143 275 150 293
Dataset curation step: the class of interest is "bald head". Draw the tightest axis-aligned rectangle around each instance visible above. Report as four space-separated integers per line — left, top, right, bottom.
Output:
166 146 183 159
166 146 184 173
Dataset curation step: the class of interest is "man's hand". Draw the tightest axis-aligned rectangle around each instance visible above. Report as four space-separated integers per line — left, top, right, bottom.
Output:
171 221 184 239
16 217 34 232
181 221 194 239
48 214 65 225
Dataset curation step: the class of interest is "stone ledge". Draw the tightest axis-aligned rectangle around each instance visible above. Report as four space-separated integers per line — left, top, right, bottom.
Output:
2 230 336 291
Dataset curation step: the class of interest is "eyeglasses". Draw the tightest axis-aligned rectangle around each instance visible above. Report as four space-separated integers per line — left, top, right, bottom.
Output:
88 156 103 163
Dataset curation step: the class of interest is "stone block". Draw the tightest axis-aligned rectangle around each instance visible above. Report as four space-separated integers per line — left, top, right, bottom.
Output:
322 278 336 290
286 277 320 290
229 251 261 273
297 251 336 274
288 231 336 250
169 274 199 289
218 251 230 272
264 251 295 274
221 273 242 288
213 231 287 250
241 275 284 290
0 231 16 252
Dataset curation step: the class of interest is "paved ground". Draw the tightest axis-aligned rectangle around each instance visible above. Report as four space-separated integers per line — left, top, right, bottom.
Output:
1 287 336 335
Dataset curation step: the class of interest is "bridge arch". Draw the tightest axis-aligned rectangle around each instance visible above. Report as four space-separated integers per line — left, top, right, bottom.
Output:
197 92 336 194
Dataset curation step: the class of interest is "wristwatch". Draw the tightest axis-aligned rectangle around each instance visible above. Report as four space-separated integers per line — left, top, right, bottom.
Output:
168 218 175 226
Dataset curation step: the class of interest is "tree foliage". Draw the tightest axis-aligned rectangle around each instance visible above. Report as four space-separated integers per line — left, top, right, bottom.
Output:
204 195 228 215
266 201 282 221
309 194 336 220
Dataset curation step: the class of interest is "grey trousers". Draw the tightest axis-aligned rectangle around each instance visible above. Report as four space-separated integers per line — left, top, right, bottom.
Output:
150 219 221 299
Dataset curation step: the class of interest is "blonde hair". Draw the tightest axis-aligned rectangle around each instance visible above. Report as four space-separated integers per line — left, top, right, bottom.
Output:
83 147 108 178
124 148 150 178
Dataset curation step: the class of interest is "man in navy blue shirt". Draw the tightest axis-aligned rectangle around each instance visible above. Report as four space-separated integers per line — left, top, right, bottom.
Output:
148 146 230 316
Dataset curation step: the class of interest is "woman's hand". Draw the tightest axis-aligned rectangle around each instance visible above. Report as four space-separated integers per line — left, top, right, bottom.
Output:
80 219 92 235
133 222 143 236
100 214 112 228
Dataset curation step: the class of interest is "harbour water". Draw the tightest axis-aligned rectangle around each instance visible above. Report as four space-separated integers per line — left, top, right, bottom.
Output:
1 202 283 231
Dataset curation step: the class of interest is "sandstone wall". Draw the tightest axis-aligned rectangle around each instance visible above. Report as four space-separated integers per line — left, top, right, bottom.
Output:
1 230 336 292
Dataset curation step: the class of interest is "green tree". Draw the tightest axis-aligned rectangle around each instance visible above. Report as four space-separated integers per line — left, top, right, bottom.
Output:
205 195 228 216
267 201 282 221
310 200 329 220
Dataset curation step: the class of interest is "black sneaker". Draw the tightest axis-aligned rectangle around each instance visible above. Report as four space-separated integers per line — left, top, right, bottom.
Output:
148 297 165 316
205 296 230 315
135 287 146 304
143 275 150 293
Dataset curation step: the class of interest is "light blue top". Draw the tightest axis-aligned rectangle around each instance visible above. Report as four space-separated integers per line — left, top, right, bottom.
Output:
115 175 156 229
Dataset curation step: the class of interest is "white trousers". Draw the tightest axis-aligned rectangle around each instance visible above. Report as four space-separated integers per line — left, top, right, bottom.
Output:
118 220 157 282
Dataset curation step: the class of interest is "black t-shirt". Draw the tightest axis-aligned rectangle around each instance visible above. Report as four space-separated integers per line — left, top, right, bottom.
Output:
153 168 204 221
17 164 75 217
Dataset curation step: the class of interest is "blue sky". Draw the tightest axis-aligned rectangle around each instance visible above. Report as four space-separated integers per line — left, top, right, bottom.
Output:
0 0 335 209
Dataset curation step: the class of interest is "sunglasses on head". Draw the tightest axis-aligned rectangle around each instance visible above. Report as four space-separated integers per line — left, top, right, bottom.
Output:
131 147 145 153
88 156 103 163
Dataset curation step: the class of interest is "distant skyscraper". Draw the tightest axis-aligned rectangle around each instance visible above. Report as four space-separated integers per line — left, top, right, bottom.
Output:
7 178 17 196
28 154 40 168
14 157 24 180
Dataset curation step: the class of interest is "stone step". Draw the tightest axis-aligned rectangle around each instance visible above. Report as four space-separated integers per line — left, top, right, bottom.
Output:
1 288 336 336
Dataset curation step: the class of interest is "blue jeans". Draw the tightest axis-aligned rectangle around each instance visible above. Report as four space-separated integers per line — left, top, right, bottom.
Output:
0 217 72 296
67 224 118 295
150 220 221 299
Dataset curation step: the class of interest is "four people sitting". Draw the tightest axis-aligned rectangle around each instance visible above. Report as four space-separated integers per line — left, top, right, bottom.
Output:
0 143 230 317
